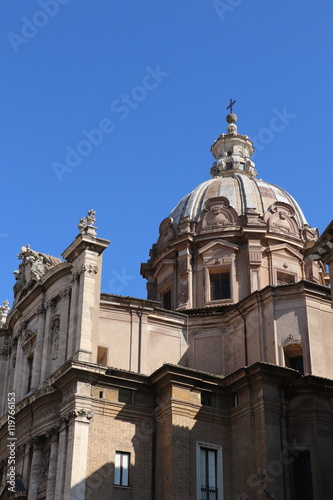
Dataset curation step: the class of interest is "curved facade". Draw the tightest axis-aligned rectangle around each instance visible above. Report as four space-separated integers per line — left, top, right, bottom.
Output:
141 115 324 310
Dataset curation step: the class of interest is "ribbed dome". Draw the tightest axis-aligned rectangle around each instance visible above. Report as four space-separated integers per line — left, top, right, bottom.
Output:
141 109 321 311
170 175 308 227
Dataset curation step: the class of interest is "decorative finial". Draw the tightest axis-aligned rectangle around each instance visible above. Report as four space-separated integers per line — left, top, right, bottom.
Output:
78 209 97 236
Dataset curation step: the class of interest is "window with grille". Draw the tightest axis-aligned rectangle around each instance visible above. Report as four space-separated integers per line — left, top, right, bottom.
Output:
210 271 231 300
197 442 223 500
200 448 218 500
114 451 130 487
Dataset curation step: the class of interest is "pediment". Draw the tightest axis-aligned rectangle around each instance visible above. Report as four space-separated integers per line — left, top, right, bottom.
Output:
20 329 37 355
153 259 174 279
198 240 239 255
267 243 303 260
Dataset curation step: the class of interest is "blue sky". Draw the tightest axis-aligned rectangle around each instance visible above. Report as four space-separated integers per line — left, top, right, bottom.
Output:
1 0 333 303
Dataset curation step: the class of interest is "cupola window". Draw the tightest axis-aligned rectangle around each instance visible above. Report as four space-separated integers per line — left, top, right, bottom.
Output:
97 346 108 366
284 344 304 374
210 271 231 300
162 289 172 310
277 271 296 286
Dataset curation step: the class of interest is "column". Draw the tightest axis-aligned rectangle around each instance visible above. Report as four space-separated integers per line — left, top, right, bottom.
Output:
27 438 43 500
22 444 31 492
63 411 92 499
46 430 59 500
55 420 68 500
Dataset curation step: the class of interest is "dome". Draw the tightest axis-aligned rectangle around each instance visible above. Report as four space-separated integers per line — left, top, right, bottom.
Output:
170 175 308 228
141 107 322 311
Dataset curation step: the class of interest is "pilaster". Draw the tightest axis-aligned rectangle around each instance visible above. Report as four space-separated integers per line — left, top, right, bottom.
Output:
62 409 93 499
62 224 109 363
46 429 59 500
40 301 54 382
55 420 68 500
27 438 43 500
30 302 46 391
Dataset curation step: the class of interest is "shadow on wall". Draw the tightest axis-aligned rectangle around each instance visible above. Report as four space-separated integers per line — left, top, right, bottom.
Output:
68 378 327 500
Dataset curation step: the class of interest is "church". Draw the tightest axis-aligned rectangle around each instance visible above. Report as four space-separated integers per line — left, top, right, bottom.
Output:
0 108 333 500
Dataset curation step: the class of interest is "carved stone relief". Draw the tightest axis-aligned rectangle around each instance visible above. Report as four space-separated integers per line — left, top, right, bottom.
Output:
265 203 299 237
20 329 37 356
200 197 238 233
13 244 62 299
157 217 177 252
281 332 302 346
178 279 189 305
303 224 318 242
41 444 51 480
51 317 60 360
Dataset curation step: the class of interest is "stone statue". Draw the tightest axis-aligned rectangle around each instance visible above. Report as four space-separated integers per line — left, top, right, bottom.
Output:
86 209 96 226
78 210 97 235
13 245 62 299
0 300 10 325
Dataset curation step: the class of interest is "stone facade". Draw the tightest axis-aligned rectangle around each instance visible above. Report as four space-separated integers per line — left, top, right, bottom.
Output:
0 115 333 500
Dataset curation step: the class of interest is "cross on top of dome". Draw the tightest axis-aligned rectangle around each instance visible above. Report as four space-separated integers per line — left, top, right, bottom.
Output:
227 98 236 114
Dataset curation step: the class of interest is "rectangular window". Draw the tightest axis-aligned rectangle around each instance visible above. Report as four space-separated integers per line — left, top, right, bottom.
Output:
284 345 304 374
210 272 231 300
114 451 130 487
276 271 296 286
201 391 216 408
292 451 314 500
97 346 108 366
97 345 108 366
118 388 133 404
289 356 304 373
27 356 33 393
162 289 172 310
200 448 217 500
197 442 222 500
